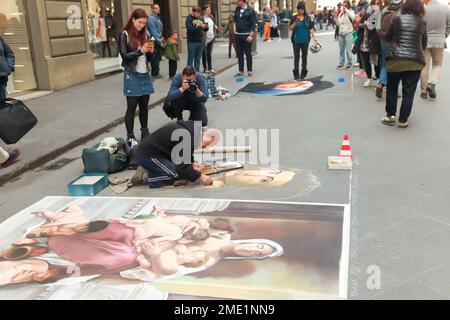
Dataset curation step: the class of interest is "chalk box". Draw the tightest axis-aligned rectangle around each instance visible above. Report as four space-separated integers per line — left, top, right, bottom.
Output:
68 173 109 196
328 156 352 171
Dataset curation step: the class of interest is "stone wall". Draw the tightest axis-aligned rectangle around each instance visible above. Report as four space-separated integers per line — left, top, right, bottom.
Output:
26 0 95 91
44 0 87 57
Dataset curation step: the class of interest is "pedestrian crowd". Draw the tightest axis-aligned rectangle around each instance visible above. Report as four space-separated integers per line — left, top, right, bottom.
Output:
330 0 449 128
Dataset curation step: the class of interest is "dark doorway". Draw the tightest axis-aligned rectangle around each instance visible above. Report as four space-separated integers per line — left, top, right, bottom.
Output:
153 0 173 39
113 0 123 31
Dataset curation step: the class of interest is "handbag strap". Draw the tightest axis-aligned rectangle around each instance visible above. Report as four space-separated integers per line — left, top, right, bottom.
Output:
0 98 15 107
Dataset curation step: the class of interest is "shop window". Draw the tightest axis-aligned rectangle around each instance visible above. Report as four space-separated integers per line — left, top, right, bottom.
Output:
0 0 37 94
83 0 121 73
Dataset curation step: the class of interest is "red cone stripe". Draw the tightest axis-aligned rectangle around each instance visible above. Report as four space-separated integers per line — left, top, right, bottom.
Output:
340 135 352 159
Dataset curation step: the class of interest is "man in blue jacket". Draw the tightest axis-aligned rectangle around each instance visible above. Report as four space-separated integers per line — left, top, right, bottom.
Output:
186 6 209 72
165 66 208 127
147 3 164 79
233 0 258 77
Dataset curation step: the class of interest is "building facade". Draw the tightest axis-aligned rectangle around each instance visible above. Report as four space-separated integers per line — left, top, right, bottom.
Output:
0 0 266 95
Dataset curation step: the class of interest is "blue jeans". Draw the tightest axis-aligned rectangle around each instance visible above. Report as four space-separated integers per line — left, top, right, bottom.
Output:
338 33 353 67
316 18 323 30
378 47 388 86
187 41 203 72
136 153 179 188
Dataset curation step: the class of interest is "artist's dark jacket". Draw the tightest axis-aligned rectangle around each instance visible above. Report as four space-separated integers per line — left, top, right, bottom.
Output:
0 37 15 77
119 31 154 73
166 72 208 104
234 6 258 34
386 14 427 65
137 120 201 182
186 15 208 43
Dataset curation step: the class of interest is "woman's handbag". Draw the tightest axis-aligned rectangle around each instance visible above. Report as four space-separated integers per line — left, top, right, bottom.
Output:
309 40 323 54
0 98 38 144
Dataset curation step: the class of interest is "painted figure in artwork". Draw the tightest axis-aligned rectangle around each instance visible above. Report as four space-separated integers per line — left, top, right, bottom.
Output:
238 76 334 96
209 169 296 188
0 204 284 286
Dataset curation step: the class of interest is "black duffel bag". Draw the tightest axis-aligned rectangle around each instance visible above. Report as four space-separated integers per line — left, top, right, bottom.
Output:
0 98 38 144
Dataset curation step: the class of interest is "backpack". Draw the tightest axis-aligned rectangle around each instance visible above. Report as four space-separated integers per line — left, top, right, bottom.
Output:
82 138 129 174
203 73 218 98
378 10 398 41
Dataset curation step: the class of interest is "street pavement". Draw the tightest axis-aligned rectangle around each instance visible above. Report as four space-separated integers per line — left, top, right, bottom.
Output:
1 33 450 299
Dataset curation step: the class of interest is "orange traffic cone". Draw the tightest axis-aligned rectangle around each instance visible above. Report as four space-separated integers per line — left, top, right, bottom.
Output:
339 134 352 160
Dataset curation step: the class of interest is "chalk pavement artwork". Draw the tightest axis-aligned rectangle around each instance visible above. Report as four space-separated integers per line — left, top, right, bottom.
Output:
238 76 334 96
0 197 350 299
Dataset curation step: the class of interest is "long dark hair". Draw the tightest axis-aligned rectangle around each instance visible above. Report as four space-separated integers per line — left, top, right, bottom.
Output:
401 0 425 15
123 8 148 48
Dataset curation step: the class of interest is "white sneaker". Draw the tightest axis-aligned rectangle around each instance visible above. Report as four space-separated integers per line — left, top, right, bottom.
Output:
363 79 372 87
278 38 282 42
127 138 139 149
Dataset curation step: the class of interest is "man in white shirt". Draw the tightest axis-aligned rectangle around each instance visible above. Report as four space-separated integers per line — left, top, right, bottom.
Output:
202 5 217 74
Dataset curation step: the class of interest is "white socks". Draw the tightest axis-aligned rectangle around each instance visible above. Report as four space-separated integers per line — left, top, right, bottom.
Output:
0 147 9 164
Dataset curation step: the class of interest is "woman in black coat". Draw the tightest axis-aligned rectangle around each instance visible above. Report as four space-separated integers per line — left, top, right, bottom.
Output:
0 36 15 101
381 0 427 128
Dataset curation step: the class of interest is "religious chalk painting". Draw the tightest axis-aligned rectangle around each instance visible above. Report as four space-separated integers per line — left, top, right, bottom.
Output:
208 168 296 188
0 197 350 299
238 76 334 96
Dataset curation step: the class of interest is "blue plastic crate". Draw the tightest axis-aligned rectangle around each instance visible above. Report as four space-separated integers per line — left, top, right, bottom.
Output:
67 173 109 196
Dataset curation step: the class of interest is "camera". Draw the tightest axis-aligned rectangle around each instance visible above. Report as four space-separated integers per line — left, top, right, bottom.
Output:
188 80 198 93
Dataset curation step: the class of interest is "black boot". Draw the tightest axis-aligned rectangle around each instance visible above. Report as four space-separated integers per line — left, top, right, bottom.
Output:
140 128 149 141
376 85 383 100
300 69 308 80
293 69 300 80
426 83 436 99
